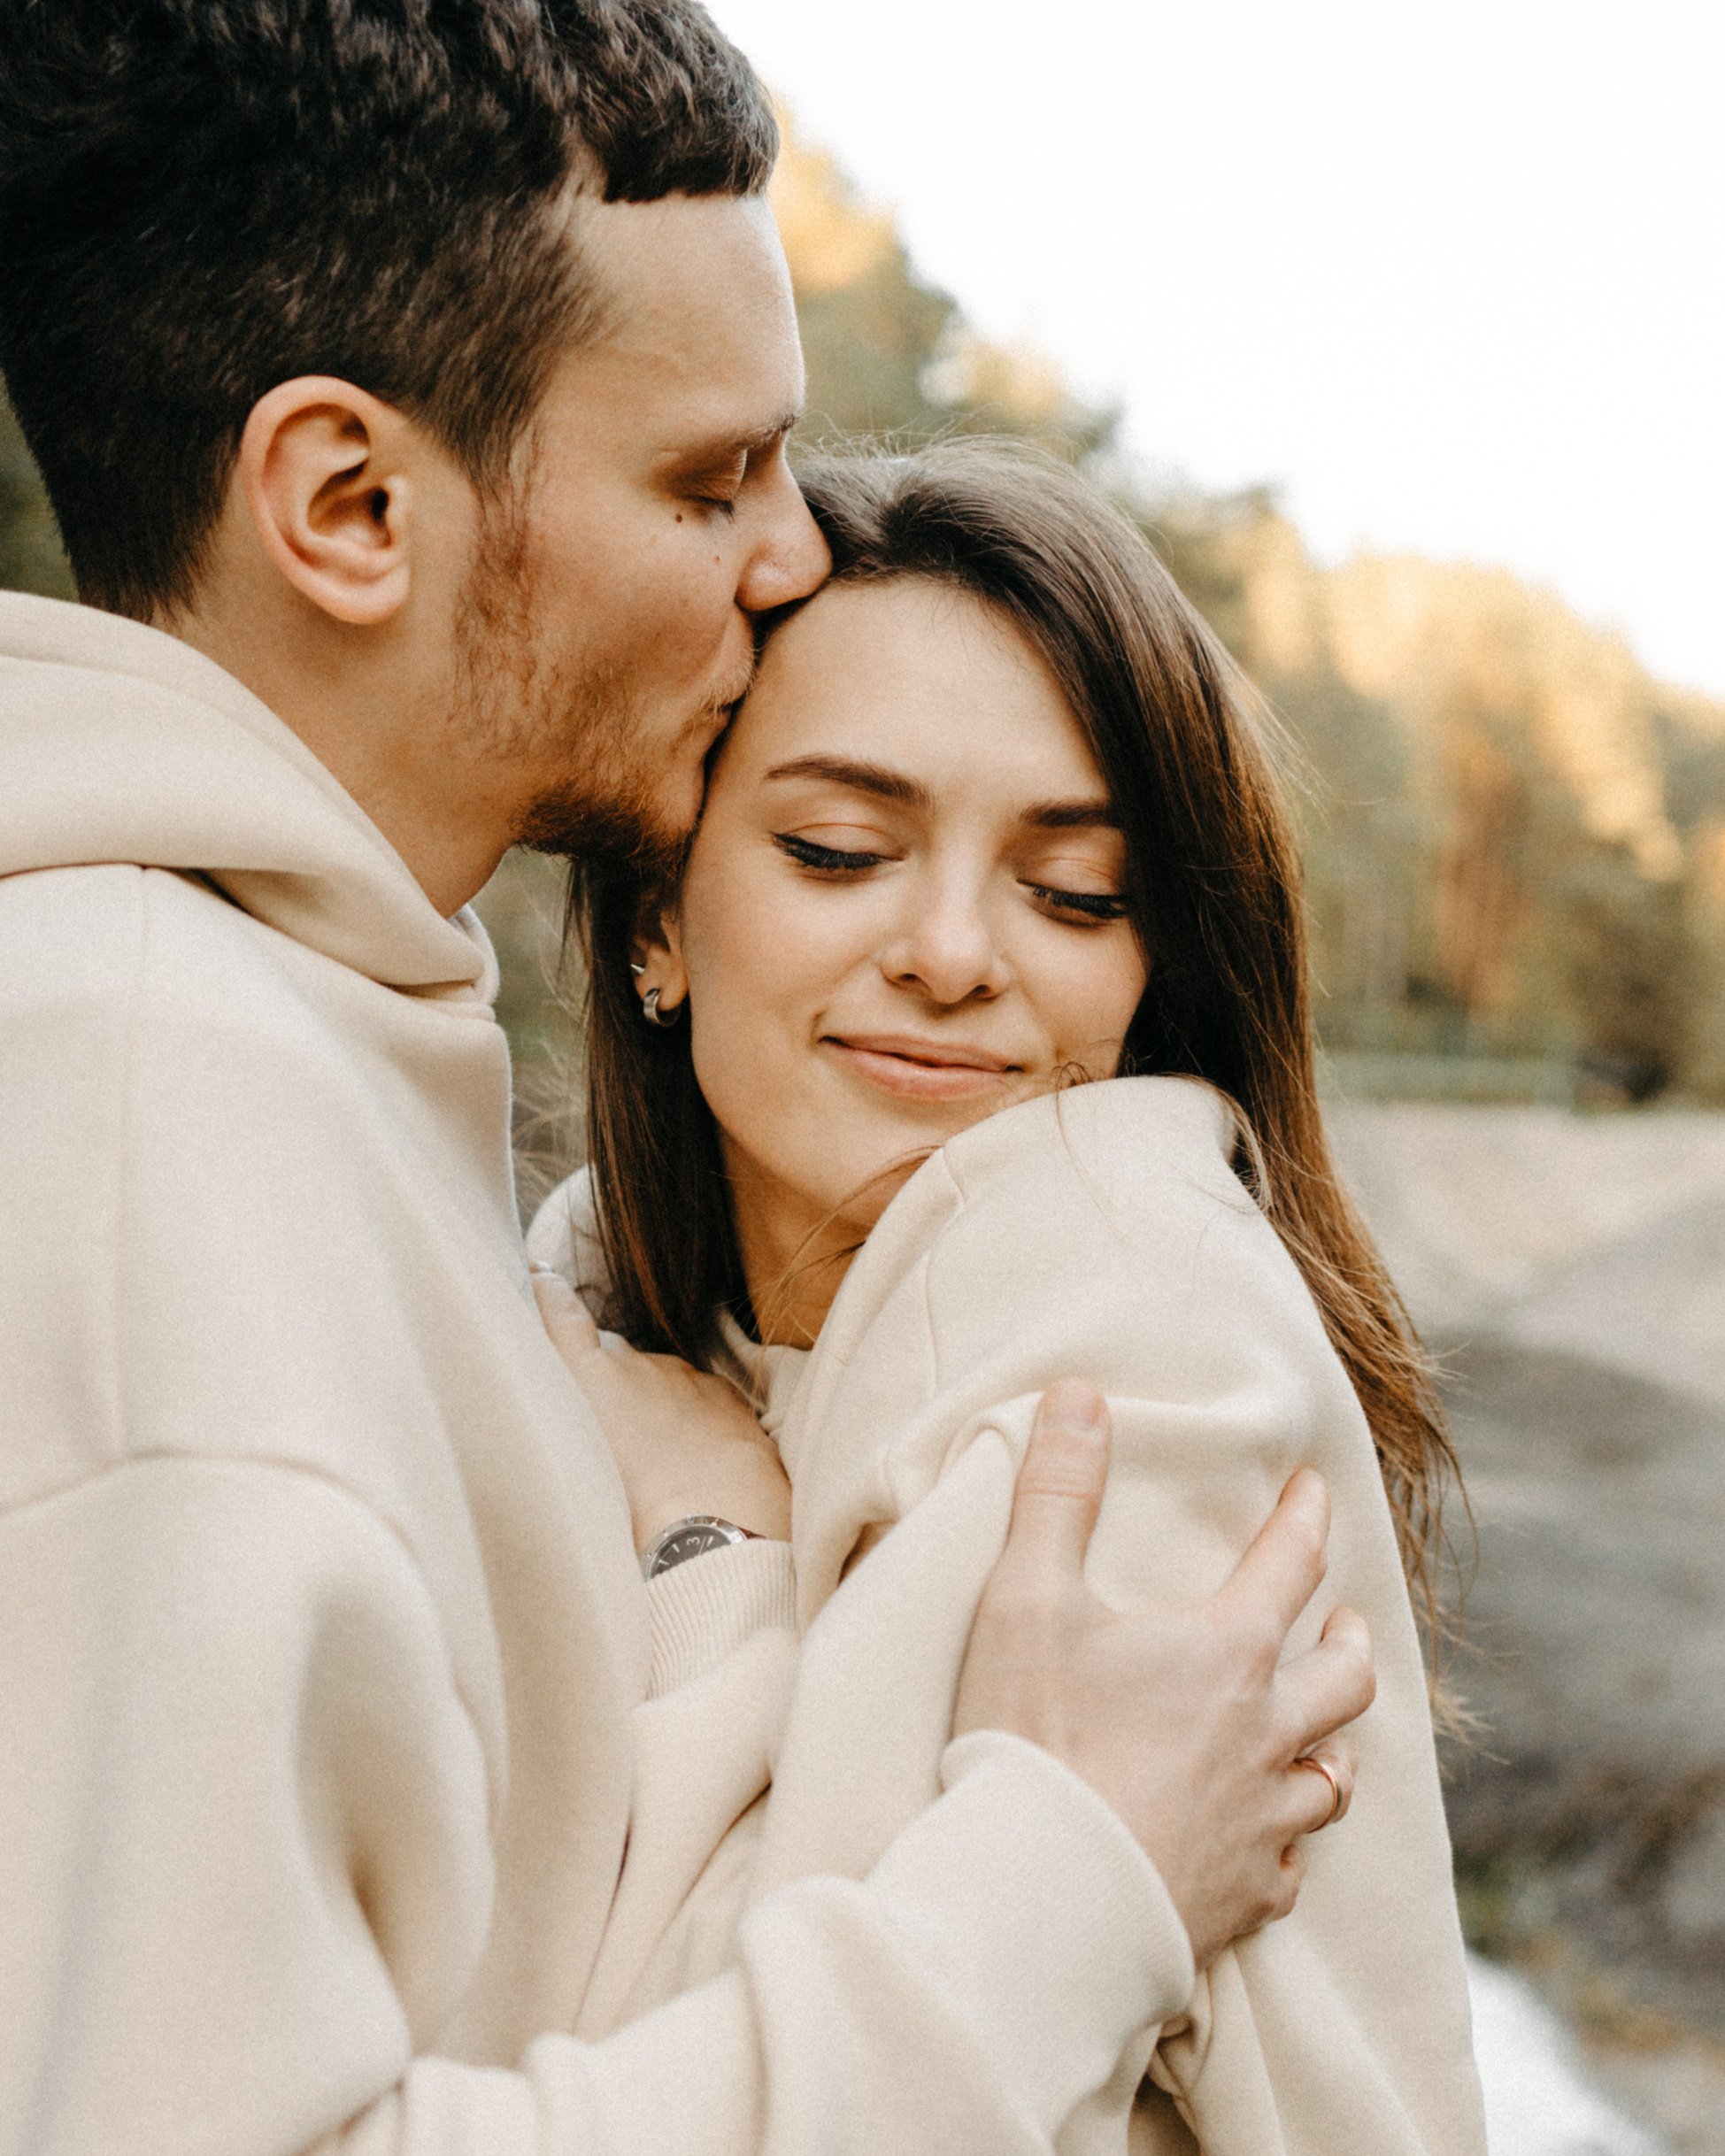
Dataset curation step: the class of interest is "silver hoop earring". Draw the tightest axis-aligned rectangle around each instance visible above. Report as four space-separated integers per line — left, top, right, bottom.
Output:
642 986 683 1029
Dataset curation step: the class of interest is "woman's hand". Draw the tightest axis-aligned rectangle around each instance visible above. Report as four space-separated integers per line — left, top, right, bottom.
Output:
532 1266 792 1554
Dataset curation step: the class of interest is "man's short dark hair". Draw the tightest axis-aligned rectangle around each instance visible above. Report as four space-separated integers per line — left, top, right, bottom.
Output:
0 1 776 619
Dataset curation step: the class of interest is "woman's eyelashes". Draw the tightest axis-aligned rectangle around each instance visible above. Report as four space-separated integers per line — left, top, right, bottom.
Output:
1026 882 1128 923
773 832 889 873
773 830 1128 924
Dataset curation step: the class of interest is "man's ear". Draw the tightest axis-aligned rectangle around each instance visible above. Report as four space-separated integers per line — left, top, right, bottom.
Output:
236 377 422 626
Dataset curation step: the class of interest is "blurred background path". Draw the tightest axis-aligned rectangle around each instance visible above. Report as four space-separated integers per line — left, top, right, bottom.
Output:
1336 1105 1725 2153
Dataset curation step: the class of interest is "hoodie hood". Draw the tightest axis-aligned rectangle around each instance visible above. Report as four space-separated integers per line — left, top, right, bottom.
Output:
0 590 492 996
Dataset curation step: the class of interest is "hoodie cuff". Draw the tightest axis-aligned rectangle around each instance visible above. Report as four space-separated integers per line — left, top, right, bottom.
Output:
864 1726 1196 2135
643 1536 797 1699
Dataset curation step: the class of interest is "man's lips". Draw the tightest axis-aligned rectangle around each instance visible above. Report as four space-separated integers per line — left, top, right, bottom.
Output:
822 1034 1024 1102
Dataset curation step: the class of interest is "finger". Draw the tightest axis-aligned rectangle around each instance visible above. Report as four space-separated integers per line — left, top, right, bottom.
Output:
530 1267 603 1359
1282 1738 1356 1837
1302 1739 1356 1825
1210 1467 1330 1646
1269 1837 1306 1925
1000 1380 1113 1587
1275 1605 1376 1753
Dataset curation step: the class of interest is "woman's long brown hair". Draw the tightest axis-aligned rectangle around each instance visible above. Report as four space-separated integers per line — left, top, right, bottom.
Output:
566 438 1463 1640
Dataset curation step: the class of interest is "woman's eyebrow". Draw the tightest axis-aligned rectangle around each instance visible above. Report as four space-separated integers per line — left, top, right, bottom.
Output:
1022 800 1120 831
763 758 1120 829
762 755 933 810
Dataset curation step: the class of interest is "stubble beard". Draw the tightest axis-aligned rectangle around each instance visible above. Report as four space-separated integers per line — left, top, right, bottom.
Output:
454 485 742 882
511 660 684 878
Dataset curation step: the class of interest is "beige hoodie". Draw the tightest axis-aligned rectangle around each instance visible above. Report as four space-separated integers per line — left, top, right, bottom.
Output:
0 591 1195 2156
533 1080 1487 2155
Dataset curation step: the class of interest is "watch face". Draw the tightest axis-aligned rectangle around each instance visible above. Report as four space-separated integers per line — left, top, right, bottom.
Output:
646 1520 737 1577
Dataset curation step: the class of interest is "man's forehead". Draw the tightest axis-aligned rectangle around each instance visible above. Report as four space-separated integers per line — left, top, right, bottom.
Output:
574 191 802 405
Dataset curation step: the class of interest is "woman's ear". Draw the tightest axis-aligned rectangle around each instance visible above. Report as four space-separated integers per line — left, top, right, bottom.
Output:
236 376 420 627
630 897 690 1016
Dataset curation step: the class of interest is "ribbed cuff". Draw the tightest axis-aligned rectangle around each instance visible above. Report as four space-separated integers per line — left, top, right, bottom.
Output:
644 1538 797 1698
865 1726 1195 2135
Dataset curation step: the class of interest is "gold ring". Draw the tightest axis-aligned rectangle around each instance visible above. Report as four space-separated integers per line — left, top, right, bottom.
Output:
1294 1752 1344 1830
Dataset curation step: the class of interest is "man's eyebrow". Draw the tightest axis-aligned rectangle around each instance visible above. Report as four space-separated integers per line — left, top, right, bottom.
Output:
762 755 933 811
670 410 802 466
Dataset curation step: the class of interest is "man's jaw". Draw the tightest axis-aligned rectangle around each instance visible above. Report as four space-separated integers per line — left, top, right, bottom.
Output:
516 787 670 871
515 646 753 872
515 703 732 874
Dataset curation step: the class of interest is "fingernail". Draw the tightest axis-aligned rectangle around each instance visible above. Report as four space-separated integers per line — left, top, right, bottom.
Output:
1287 1466 1326 1509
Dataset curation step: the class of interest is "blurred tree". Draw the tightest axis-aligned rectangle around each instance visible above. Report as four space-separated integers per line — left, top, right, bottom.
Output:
1151 489 1722 1092
1138 488 1265 666
1683 820 1725 1099
1547 845 1692 1098
1657 690 1725 839
1660 699 1725 1101
774 127 956 443
774 115 1115 463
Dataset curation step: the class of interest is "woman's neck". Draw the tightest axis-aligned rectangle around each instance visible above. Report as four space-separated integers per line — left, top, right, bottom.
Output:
723 1147 861 1350
734 1206 858 1350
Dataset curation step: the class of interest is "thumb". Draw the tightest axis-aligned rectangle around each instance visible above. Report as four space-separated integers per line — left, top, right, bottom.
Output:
530 1263 603 1364
1002 1379 1113 1588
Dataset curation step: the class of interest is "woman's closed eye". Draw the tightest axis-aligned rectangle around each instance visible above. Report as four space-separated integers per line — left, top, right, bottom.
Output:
775 831 1128 920
1021 849 1130 924
1025 881 1129 924
773 831 893 874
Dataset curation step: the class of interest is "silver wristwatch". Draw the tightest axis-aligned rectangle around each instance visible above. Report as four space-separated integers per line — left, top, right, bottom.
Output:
641 1514 758 1580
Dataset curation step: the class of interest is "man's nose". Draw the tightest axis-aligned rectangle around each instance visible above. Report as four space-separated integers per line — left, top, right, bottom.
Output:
736 465 831 615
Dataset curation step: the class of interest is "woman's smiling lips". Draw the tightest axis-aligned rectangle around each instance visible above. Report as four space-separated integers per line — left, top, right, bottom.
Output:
821 1033 1024 1102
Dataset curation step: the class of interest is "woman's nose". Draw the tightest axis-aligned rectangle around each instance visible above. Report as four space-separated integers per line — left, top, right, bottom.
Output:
880 880 1013 1005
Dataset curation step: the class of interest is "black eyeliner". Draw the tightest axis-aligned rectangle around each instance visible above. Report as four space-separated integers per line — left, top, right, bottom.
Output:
1028 883 1128 921
773 832 886 872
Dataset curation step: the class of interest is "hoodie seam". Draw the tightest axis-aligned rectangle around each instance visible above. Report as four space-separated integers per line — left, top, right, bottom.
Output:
920 1151 964 1396
104 869 150 1470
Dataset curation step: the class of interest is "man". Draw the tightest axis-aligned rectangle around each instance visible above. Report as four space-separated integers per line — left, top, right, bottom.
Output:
0 5 1374 2152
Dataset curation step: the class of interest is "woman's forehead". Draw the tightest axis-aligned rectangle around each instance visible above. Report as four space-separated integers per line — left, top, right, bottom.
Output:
731 578 1104 798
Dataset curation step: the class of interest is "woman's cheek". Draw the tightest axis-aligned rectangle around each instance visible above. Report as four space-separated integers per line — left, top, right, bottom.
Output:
688 923 817 1150
689 1003 787 1184
1048 939 1144 1075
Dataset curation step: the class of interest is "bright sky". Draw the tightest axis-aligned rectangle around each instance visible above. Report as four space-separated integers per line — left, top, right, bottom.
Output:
710 0 1725 699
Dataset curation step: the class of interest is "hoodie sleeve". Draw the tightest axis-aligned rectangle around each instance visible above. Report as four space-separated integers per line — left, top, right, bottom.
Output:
742 1080 1485 2156
0 868 1190 2156
0 1458 1184 2156
928 1085 1486 2156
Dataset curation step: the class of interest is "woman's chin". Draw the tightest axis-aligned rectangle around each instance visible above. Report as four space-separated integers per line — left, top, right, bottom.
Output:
828 1085 1042 1220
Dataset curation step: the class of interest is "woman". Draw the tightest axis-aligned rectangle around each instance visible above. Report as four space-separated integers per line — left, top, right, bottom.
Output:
529 440 1484 2152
